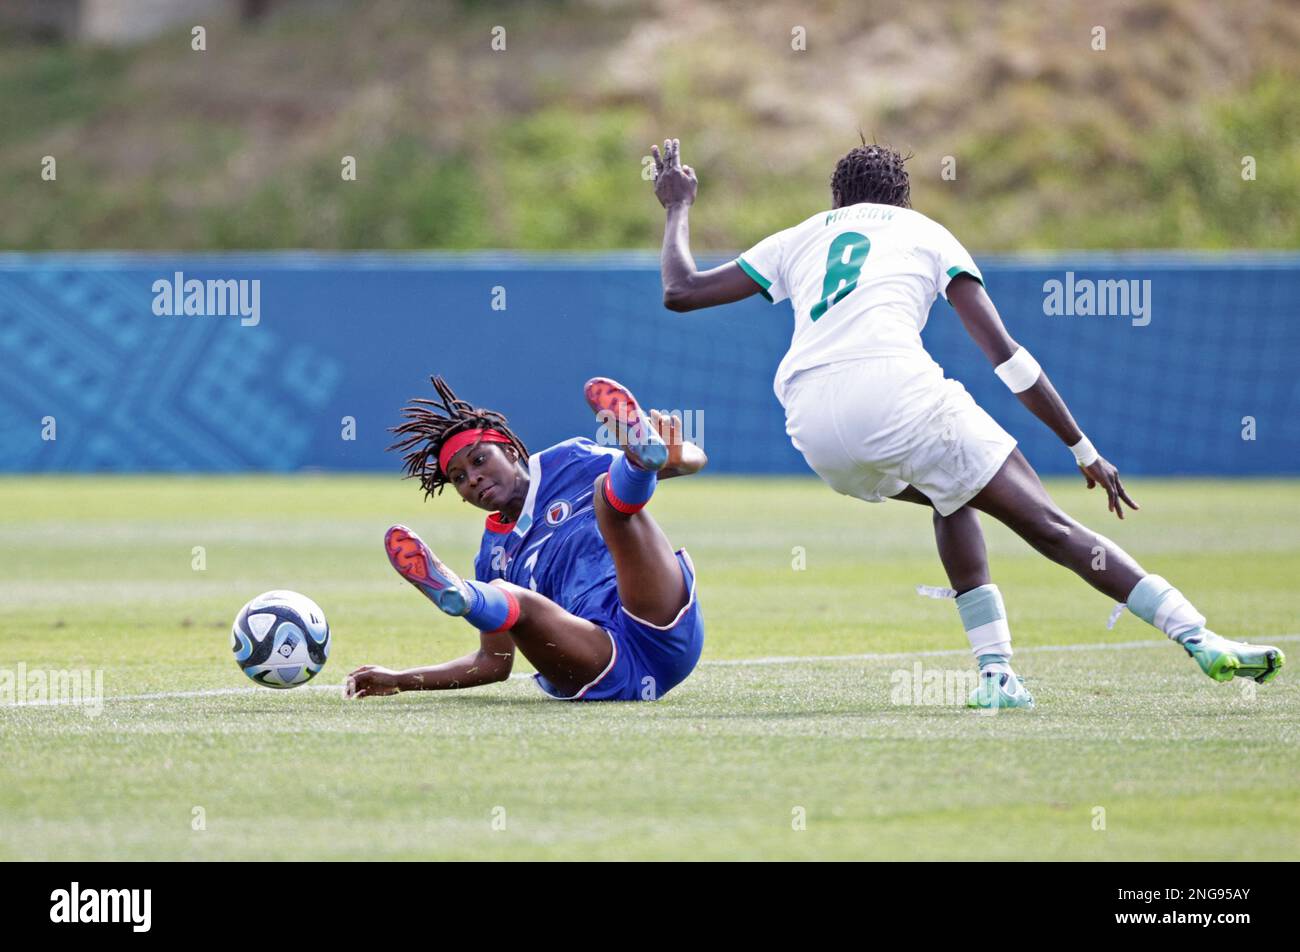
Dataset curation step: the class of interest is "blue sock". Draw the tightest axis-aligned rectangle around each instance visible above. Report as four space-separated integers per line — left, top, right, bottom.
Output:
463 580 519 633
604 452 657 513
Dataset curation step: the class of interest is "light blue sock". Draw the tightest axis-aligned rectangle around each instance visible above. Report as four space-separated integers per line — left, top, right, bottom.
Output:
1126 574 1205 643
955 584 1014 669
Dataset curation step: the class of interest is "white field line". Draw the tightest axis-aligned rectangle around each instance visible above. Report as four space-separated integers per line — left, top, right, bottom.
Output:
5 634 1297 709
701 633 1300 666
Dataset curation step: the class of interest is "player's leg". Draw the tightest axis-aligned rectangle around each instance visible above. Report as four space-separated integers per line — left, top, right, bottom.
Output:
385 525 613 696
485 581 615 696
892 484 1033 709
785 364 1034 707
967 449 1143 601
594 486 688 627
584 377 690 628
968 449 1285 683
891 485 990 593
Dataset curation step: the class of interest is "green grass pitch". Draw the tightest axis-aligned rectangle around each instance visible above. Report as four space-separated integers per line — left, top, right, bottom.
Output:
1 475 1297 860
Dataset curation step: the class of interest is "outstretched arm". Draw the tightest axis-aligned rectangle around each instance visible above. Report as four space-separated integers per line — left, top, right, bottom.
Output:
652 138 763 311
948 274 1139 519
345 630 515 698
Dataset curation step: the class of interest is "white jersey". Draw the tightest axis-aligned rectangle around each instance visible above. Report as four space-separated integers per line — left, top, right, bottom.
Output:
735 203 983 404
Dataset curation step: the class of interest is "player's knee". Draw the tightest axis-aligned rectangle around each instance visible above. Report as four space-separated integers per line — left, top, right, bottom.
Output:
1028 508 1074 554
489 579 537 617
491 579 529 600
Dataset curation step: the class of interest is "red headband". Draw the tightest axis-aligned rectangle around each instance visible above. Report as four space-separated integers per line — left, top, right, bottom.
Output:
438 428 511 474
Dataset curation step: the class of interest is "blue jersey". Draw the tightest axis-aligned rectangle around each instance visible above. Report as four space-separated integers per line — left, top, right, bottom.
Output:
473 438 624 630
472 437 705 702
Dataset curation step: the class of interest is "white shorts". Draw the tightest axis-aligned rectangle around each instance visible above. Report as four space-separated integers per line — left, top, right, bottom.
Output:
782 357 1016 516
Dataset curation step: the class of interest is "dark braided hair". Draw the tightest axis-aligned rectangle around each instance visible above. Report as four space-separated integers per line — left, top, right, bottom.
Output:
830 137 912 209
388 376 529 498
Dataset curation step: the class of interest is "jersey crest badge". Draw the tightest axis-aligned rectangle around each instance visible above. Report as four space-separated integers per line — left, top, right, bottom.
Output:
544 499 572 526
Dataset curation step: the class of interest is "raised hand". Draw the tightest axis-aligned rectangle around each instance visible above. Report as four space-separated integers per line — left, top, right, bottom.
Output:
651 138 698 208
650 409 707 477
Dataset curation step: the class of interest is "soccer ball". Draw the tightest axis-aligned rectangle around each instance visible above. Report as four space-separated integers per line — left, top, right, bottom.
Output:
231 590 331 689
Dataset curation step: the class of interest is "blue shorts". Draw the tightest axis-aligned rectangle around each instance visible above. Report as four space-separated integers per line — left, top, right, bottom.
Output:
533 550 704 702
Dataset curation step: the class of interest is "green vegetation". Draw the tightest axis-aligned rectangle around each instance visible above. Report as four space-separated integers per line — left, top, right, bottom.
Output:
0 1 1297 250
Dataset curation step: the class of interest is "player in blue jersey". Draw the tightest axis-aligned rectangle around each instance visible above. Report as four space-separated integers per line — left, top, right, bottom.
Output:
345 375 707 702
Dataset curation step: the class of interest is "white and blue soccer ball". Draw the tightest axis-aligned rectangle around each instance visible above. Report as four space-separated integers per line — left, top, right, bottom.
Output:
231 590 330 688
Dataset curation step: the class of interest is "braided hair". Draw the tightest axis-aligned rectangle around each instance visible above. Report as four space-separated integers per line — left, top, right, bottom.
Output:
830 137 912 209
388 376 529 498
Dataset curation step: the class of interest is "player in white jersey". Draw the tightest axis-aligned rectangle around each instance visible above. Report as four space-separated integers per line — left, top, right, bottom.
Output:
648 137 1284 707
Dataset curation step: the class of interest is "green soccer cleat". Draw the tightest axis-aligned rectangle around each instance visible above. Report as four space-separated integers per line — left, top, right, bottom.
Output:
967 669 1035 710
1181 629 1286 684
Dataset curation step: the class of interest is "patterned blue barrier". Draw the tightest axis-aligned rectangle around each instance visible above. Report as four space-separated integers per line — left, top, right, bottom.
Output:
0 252 1296 475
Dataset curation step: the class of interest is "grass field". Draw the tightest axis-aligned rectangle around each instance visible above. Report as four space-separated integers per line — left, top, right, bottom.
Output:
1 475 1297 860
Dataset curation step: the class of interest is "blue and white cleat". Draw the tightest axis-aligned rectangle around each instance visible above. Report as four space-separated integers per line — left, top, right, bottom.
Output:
385 524 470 616
584 376 668 472
967 669 1035 710
1181 628 1285 684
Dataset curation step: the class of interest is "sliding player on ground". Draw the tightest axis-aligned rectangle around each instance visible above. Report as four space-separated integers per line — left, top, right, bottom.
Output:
647 136 1284 708
346 376 706 702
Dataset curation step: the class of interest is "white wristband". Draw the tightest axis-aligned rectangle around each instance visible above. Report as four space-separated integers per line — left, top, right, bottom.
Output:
993 347 1041 393
1070 435 1099 468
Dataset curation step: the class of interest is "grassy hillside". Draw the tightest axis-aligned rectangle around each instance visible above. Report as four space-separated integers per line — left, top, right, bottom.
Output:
1 0 1297 251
